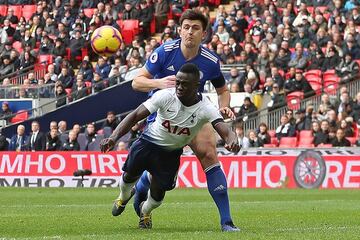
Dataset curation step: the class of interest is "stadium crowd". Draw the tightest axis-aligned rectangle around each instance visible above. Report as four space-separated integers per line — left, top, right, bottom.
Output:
1 0 360 150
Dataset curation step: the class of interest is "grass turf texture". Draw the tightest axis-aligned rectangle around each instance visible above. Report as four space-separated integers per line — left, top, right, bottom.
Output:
0 188 359 240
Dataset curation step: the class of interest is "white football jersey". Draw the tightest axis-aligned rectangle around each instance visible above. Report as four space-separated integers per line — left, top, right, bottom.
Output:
142 88 223 150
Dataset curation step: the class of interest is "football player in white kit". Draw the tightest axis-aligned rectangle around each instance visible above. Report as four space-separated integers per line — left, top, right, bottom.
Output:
100 63 239 229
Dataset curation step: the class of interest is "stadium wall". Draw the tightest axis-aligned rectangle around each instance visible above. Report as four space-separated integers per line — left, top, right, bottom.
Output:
0 149 359 188
1 81 148 136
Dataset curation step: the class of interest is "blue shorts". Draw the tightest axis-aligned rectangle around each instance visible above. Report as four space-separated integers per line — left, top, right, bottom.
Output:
122 138 183 191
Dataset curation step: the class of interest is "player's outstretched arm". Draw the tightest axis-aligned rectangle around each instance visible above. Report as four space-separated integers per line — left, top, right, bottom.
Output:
132 67 176 92
100 105 150 152
213 122 240 153
215 85 235 120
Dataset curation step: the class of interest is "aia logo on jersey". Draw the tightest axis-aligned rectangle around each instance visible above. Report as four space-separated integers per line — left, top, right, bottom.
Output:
162 120 190 136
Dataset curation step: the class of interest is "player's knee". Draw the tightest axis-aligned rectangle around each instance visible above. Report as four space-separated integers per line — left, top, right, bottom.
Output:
199 151 218 169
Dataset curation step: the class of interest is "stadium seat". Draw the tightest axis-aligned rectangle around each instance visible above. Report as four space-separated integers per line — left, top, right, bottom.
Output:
346 137 357 146
0 5 7 16
308 80 322 95
317 6 328 13
306 6 314 15
279 137 297 148
38 54 53 65
77 133 87 150
84 81 92 94
88 134 104 151
10 110 28 123
268 130 276 138
317 144 332 148
121 29 134 45
298 143 315 148
322 70 336 80
270 137 278 145
298 136 314 146
65 88 72 96
12 41 23 53
323 79 339 95
22 5 36 21
102 127 113 138
299 130 313 139
286 91 304 110
83 8 96 18
9 5 22 19
122 20 139 35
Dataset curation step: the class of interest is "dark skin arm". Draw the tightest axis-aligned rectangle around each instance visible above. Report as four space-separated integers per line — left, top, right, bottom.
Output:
100 104 150 152
213 121 240 153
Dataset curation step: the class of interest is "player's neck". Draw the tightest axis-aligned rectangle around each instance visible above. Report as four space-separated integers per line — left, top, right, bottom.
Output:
181 44 200 61
179 95 200 107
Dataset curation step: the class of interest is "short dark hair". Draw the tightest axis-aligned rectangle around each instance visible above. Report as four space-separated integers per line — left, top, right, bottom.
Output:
179 9 208 30
179 63 200 80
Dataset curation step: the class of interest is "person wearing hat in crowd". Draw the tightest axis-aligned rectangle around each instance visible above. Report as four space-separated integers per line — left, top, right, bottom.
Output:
323 46 341 71
52 37 67 59
78 60 94 82
122 1 140 20
237 96 258 121
291 27 310 49
308 48 325 70
335 51 360 83
39 35 54 55
93 72 106 92
295 108 312 131
0 41 13 58
0 55 14 76
0 101 13 124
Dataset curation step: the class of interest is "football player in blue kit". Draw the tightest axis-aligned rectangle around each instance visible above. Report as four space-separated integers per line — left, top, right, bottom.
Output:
100 63 239 229
131 10 240 232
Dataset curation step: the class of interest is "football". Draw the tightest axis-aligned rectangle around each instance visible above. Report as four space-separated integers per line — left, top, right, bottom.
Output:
91 25 122 57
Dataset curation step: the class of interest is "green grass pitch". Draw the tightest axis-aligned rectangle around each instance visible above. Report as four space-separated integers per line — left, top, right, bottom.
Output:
0 188 359 240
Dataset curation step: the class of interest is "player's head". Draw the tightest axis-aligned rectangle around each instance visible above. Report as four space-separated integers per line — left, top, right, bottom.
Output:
176 63 200 102
179 10 208 49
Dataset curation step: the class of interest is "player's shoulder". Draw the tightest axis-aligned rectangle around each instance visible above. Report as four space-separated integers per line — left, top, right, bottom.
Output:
161 39 181 53
199 94 218 111
199 46 220 64
153 88 176 98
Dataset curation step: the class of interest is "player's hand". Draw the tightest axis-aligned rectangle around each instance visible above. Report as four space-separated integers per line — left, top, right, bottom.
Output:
225 135 240 153
220 107 235 120
100 138 115 153
157 75 176 89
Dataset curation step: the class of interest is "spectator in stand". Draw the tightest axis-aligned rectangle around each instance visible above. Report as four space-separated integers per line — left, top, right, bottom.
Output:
288 44 308 70
284 70 314 96
5 7 19 24
245 68 260 92
27 121 47 151
95 57 111 79
342 37 360 59
117 141 127 151
0 128 8 151
72 124 81 137
72 74 89 101
78 60 94 83
58 121 67 135
0 55 14 76
122 1 139 20
58 67 74 89
139 0 153 40
0 102 12 124
237 97 258 121
235 122 250 148
267 83 286 110
351 92 360 120
52 38 67 60
93 72 106 92
332 128 351 147
326 109 338 128
46 127 62 151
275 114 296 141
47 64 58 82
84 122 97 150
270 66 284 89
257 122 271 144
274 48 290 71
55 84 67 108
102 111 120 131
308 49 325 70
335 52 360 83
323 46 341 71
108 67 124 86
9 124 28 151
61 130 80 151
339 119 354 137
69 30 86 66
248 130 264 147
295 109 312 131
336 91 354 117
39 35 54 55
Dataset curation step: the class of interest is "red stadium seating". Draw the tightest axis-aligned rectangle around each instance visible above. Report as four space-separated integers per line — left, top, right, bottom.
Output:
83 8 96 18
12 41 23 53
308 80 322 95
270 137 278 145
318 144 333 148
298 136 314 146
323 79 339 95
286 91 304 110
299 130 313 139
121 29 134 45
346 137 357 146
122 20 139 35
298 143 315 148
268 130 276 138
38 55 53 65
0 5 7 16
279 137 297 148
10 110 29 123
263 144 277 148
22 5 36 21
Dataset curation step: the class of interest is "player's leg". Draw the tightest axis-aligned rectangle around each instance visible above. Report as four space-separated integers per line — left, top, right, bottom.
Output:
112 138 151 216
139 179 165 229
189 123 239 232
133 171 151 216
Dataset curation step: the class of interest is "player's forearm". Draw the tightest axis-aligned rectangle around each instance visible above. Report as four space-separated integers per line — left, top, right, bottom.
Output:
132 76 159 92
109 105 149 142
217 88 231 109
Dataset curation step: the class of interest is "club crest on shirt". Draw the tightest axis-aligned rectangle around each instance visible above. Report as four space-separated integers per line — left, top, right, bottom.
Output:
150 52 158 63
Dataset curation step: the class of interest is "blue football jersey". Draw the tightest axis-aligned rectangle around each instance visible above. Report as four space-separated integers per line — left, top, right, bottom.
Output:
145 39 225 93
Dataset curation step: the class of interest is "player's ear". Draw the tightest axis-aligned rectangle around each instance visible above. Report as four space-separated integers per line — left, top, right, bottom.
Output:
201 30 207 40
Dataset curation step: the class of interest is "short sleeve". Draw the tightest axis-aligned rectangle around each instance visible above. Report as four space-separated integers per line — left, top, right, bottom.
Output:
202 100 223 123
144 45 166 77
142 89 169 114
210 58 226 89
